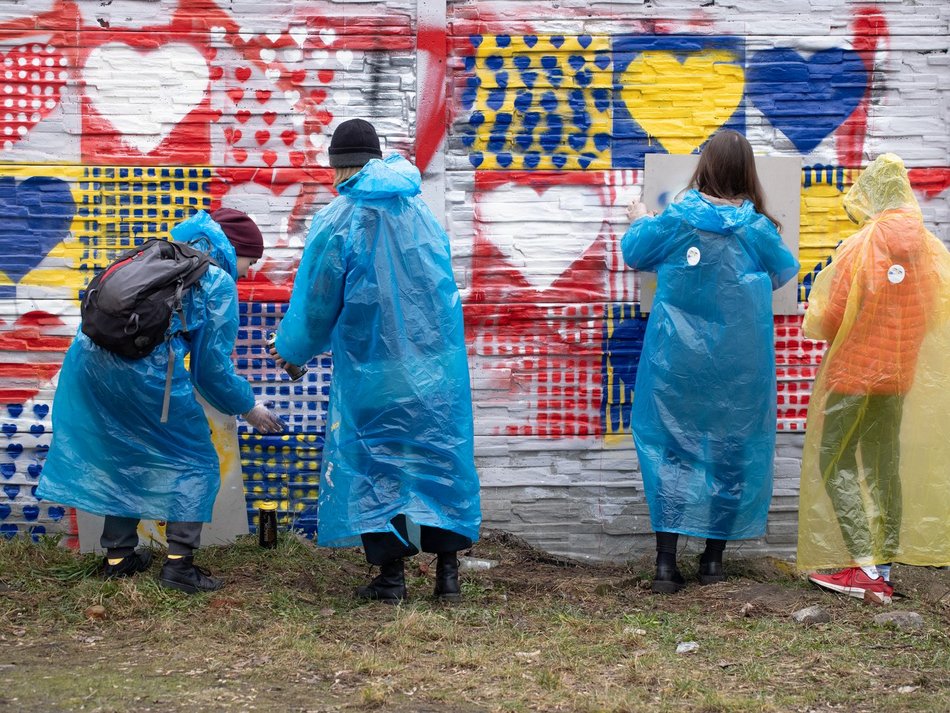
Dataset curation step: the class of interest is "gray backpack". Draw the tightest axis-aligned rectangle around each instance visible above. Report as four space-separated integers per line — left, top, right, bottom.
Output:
81 239 214 421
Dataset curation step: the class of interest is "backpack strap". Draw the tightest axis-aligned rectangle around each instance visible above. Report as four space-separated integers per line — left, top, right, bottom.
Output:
160 338 175 424
160 280 187 424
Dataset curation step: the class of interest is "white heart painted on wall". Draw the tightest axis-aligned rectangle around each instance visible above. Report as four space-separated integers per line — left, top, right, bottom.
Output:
476 183 607 292
83 43 209 154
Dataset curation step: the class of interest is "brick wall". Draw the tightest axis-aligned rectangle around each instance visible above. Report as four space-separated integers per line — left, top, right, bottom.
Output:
0 0 947 561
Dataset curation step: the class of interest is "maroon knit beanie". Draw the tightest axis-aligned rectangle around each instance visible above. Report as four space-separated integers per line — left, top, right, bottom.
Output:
211 208 264 259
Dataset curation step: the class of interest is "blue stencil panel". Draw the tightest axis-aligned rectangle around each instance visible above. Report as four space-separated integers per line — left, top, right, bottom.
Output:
236 300 330 536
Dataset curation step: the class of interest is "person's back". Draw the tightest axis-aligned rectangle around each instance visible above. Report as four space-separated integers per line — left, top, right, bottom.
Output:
621 130 799 594
330 157 464 399
272 119 480 604
631 191 794 435
814 208 937 395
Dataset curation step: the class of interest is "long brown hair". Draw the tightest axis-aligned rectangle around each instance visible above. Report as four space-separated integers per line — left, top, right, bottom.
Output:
689 130 782 232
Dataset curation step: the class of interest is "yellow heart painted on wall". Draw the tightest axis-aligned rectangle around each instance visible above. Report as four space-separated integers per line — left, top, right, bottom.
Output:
620 50 745 155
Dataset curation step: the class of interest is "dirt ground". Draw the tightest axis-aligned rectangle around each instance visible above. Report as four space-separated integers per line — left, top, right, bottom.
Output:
1 532 948 712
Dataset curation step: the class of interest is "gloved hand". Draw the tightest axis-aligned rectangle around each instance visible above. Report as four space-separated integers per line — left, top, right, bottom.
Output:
243 403 285 434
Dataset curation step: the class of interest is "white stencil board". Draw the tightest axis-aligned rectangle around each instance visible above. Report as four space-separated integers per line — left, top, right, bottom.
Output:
637 153 801 314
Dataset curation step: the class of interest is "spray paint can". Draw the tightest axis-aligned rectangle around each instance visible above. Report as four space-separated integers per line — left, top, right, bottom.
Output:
258 500 278 549
266 332 308 382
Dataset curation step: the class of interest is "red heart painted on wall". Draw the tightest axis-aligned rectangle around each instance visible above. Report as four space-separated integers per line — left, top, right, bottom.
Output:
0 311 72 403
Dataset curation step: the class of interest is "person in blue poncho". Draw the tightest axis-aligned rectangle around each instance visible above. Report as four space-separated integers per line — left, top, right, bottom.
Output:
38 209 284 594
270 119 481 603
622 130 799 593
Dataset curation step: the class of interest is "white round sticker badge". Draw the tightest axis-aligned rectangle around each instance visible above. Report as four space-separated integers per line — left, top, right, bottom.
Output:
686 247 701 266
887 264 906 284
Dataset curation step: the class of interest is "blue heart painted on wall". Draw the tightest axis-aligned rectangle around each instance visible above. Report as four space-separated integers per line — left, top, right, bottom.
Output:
0 176 75 282
746 48 868 154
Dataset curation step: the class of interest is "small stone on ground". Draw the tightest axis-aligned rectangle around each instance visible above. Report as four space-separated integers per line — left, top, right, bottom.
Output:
791 605 830 625
873 611 924 630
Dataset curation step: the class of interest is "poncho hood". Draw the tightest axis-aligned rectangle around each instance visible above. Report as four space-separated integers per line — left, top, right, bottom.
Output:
338 154 422 201
673 189 759 234
843 153 921 226
170 210 239 280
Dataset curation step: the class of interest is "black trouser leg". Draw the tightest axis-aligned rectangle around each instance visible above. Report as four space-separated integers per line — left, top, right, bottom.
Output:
420 526 472 555
701 538 727 564
655 531 678 569
361 515 474 565
166 521 203 557
361 514 419 565
101 516 140 559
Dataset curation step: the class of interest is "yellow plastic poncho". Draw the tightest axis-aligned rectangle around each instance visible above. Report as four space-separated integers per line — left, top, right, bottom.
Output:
797 154 950 570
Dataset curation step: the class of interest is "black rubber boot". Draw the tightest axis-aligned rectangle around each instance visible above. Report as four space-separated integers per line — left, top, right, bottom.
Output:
698 539 727 585
158 556 222 594
433 553 461 602
651 564 686 594
356 559 406 604
102 549 153 579
698 556 726 585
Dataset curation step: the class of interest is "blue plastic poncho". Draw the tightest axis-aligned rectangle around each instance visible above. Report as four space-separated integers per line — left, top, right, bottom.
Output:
622 190 799 540
37 211 256 522
275 154 481 548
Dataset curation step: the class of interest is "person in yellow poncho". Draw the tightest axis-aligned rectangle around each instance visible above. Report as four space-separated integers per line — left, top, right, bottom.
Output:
798 154 950 601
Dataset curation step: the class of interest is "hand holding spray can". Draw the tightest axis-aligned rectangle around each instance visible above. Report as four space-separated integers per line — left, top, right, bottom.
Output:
266 332 308 381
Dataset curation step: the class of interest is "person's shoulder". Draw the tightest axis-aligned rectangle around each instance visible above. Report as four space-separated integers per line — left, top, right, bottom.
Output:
196 263 237 299
744 211 781 239
205 262 234 281
322 193 356 217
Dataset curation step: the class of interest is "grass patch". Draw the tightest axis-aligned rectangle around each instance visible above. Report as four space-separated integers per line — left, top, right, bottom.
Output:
0 532 948 712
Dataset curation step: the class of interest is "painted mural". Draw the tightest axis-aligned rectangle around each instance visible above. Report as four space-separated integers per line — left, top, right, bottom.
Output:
0 0 948 561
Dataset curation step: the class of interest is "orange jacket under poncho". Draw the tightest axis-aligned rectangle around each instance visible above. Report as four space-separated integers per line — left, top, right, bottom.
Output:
804 158 942 395
812 208 939 394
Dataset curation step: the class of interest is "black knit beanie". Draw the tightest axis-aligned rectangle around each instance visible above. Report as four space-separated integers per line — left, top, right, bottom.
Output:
328 118 382 168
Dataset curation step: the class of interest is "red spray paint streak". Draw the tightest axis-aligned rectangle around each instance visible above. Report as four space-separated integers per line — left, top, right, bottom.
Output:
65 508 79 549
908 168 950 200
0 312 72 402
416 26 447 174
837 7 888 168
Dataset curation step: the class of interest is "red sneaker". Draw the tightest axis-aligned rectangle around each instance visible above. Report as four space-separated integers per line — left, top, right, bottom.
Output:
808 567 893 602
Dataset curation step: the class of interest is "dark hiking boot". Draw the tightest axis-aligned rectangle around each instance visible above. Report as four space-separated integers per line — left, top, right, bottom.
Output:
698 556 726 586
651 564 686 594
356 559 406 604
102 549 153 579
158 556 222 594
433 553 461 603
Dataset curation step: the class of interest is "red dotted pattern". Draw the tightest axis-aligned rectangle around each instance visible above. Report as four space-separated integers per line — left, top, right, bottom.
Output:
775 313 825 431
0 44 66 151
